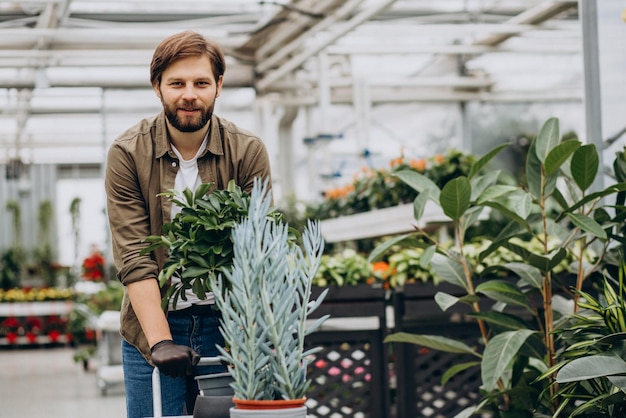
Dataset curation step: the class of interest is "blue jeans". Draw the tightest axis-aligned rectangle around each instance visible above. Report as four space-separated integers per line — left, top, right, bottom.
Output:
122 313 226 418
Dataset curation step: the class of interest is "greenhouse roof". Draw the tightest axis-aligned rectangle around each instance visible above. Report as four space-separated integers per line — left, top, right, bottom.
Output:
0 0 584 165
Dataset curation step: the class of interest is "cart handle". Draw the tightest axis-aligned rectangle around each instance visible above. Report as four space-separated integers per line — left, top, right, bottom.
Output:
152 356 222 417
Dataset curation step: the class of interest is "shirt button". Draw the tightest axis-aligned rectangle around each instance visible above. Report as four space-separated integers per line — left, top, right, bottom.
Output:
171 161 177 167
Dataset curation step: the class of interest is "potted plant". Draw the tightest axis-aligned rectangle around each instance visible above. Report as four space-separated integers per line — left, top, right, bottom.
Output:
209 179 329 417
142 180 275 399
142 179 272 309
369 117 626 416
550 259 626 417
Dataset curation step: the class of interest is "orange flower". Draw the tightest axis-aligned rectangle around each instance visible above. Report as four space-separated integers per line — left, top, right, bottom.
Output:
410 158 427 171
371 261 390 278
325 188 341 200
434 154 445 164
389 157 404 168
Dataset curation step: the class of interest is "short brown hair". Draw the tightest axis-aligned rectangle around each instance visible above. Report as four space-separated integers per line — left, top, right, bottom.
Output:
150 31 226 87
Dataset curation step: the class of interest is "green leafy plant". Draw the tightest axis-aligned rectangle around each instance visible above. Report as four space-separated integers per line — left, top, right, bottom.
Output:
548 259 626 417
34 200 56 287
313 249 376 287
307 149 475 220
210 179 329 401
370 117 626 416
1 200 25 289
142 180 282 308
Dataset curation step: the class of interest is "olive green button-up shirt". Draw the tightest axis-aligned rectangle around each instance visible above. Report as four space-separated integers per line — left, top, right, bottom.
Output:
105 111 272 362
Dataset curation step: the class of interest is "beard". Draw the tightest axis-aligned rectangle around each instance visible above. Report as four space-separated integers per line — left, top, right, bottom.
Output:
162 99 214 133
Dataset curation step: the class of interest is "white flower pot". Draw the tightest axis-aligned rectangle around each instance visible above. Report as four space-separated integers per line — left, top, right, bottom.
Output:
229 406 307 417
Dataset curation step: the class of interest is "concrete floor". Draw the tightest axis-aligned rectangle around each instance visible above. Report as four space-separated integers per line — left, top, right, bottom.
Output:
0 347 127 418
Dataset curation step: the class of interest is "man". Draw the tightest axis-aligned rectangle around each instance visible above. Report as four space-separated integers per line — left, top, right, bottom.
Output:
105 30 272 417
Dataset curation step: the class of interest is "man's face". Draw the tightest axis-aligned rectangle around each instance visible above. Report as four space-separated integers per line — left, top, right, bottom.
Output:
154 55 223 133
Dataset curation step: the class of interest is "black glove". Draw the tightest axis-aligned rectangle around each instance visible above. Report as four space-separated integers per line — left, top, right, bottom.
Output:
151 339 200 378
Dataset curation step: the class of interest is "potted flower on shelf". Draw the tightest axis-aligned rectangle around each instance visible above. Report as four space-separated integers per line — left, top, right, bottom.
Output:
209 179 329 417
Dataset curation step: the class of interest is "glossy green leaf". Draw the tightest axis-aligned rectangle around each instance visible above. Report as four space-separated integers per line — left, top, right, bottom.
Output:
368 233 411 263
420 245 436 269
469 143 509 179
440 177 471 220
526 138 543 200
413 192 429 221
482 329 535 391
476 185 517 205
534 117 560 162
566 212 607 240
434 291 460 311
430 252 469 290
504 262 543 289
502 242 567 273
557 354 626 383
470 170 502 201
384 332 480 356
475 280 529 308
571 144 599 192
544 139 581 176
394 170 441 202
481 201 531 233
507 191 533 220
442 361 481 385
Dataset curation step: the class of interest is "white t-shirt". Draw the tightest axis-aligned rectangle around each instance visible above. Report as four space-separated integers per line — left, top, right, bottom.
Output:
169 137 215 309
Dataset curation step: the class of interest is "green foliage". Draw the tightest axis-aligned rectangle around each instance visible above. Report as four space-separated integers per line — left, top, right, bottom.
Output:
313 249 376 287
69 281 124 363
548 260 626 417
34 200 57 287
210 179 328 401
0 247 23 290
306 149 475 220
373 117 626 417
1 200 25 289
142 180 283 309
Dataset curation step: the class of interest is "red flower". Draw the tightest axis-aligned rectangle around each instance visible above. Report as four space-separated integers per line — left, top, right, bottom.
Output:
48 330 60 342
85 328 95 341
6 332 18 344
27 316 42 331
26 332 38 344
3 317 20 329
82 249 106 281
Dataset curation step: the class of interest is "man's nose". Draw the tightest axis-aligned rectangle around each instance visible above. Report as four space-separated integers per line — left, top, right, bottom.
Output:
181 84 198 100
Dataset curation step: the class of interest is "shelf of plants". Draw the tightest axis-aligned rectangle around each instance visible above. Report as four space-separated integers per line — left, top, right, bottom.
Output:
319 201 448 243
0 288 75 347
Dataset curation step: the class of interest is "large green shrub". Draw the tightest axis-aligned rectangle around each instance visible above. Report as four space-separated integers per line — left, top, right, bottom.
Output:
371 117 626 417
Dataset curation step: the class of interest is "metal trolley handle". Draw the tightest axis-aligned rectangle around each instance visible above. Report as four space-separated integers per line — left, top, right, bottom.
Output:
152 356 223 417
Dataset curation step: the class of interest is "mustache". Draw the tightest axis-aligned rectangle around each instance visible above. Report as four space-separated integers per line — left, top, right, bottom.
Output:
178 100 200 111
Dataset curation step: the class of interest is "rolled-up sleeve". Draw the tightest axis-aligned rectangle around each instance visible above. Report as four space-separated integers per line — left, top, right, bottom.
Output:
105 141 159 286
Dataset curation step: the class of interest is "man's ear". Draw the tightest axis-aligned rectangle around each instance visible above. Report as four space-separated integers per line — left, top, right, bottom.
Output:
153 82 161 99
216 75 224 98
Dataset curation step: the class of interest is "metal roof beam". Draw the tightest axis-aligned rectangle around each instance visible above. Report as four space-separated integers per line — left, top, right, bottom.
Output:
256 0 399 92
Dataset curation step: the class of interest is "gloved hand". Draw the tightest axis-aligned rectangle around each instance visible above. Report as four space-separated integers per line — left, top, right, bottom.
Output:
151 339 200 378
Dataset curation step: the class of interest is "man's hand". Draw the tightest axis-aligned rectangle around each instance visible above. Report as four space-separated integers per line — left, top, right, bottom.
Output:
151 340 200 378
